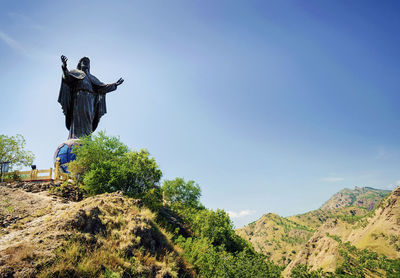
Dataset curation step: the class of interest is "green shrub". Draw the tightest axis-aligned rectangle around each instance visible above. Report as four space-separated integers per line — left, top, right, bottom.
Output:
68 132 162 197
176 236 281 278
191 209 236 249
335 241 400 277
142 187 163 212
162 178 201 209
290 264 325 278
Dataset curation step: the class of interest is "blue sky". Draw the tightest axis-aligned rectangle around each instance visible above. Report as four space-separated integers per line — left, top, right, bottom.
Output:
1 1 399 227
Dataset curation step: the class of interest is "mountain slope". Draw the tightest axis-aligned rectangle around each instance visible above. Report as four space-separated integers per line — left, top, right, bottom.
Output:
284 186 400 277
236 187 392 269
236 213 314 265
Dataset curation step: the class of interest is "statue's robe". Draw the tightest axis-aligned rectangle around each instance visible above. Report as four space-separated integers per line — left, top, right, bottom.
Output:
58 69 116 139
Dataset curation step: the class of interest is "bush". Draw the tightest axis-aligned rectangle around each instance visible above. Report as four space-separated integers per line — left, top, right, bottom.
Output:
192 209 235 249
176 236 281 278
162 178 201 209
68 132 162 197
290 264 325 278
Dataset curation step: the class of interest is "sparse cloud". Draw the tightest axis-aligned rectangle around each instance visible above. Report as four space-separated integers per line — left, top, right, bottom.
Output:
0 13 50 60
321 177 344 182
0 30 27 55
8 12 44 30
0 29 57 62
227 209 255 219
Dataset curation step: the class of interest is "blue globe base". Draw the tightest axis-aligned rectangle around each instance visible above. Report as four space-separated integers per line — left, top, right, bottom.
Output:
54 139 80 173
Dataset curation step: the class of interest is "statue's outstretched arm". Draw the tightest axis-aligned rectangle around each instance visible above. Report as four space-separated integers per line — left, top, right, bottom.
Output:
93 77 124 94
61 55 70 82
98 83 117 94
115 78 124 86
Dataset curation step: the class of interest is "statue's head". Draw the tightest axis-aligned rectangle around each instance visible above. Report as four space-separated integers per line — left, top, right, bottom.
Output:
77 57 90 71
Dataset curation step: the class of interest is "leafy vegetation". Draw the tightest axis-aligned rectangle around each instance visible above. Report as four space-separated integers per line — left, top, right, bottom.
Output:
290 264 327 278
0 134 35 173
176 236 281 277
161 177 282 276
335 241 400 277
68 132 162 197
162 177 201 210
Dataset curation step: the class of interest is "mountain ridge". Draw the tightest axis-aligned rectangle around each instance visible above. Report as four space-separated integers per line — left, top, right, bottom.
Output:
320 186 391 211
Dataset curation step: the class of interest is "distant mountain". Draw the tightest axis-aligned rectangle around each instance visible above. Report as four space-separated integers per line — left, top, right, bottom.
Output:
320 186 391 211
236 186 396 276
284 186 400 277
236 213 314 265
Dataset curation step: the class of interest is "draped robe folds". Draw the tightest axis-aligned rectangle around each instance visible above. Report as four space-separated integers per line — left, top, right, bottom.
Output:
58 69 116 139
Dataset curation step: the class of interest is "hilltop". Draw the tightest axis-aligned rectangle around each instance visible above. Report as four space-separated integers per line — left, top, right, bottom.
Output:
0 181 193 277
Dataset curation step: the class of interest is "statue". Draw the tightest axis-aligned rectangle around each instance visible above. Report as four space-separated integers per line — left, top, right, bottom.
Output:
58 55 124 139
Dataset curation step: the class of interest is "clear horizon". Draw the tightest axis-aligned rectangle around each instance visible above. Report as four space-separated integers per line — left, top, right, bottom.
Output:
1 0 399 227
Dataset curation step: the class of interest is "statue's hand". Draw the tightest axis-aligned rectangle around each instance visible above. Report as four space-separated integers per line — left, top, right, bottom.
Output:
116 78 124 86
61 55 68 68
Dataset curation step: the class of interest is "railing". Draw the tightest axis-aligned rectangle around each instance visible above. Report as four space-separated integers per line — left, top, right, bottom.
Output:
3 169 52 182
2 159 69 182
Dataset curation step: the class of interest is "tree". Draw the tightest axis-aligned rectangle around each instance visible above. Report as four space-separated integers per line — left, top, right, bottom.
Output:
0 134 35 175
290 264 324 278
68 132 162 196
162 177 201 209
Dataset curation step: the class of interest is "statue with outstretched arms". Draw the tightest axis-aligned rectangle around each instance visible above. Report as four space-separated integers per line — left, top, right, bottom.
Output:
58 55 124 139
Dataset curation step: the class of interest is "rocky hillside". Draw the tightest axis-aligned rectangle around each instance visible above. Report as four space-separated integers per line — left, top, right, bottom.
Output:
287 206 369 230
320 186 391 211
284 186 400 277
0 181 193 277
236 186 397 276
236 213 314 266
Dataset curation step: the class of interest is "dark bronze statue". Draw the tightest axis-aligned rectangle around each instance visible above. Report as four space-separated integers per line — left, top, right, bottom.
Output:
58 55 124 139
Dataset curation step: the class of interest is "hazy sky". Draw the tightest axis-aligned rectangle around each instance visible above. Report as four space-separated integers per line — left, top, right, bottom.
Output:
1 1 399 227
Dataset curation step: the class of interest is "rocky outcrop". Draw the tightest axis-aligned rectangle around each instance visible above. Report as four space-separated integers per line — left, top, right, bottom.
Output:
0 181 192 278
320 186 391 211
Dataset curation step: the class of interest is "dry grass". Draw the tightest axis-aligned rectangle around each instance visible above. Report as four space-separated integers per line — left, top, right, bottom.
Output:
0 183 195 278
36 193 193 277
4 242 35 263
